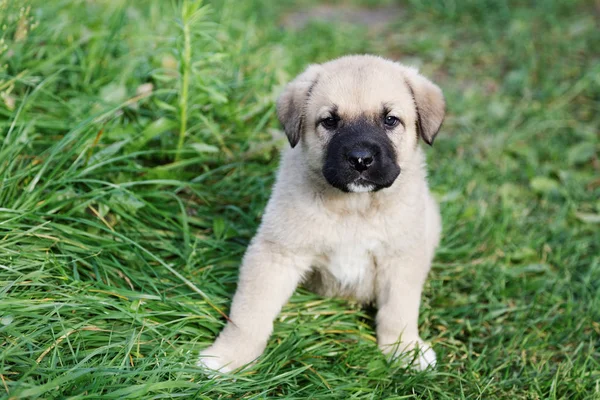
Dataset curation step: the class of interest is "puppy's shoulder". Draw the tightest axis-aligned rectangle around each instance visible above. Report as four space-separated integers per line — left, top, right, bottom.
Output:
255 148 324 247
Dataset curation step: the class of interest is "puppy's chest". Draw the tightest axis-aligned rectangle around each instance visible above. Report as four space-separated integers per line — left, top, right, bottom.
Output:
314 230 384 295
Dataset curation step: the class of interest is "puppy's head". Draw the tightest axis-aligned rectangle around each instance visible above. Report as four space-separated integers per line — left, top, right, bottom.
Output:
277 55 445 193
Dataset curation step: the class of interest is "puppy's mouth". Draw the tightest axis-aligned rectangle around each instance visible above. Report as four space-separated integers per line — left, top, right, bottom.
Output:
347 177 376 193
321 165 399 193
322 154 401 193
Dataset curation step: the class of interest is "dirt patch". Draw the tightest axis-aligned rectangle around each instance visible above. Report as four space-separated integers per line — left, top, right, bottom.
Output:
281 3 404 32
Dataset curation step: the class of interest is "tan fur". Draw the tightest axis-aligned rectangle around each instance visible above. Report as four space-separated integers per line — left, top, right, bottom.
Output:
199 55 445 373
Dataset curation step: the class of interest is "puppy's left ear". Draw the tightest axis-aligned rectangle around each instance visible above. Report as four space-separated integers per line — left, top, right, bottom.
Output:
404 69 446 146
276 65 322 148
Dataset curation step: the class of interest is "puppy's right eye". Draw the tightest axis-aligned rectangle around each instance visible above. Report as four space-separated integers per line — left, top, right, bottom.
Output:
320 117 338 130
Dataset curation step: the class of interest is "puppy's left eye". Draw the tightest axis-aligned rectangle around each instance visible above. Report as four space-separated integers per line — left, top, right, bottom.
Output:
384 115 401 128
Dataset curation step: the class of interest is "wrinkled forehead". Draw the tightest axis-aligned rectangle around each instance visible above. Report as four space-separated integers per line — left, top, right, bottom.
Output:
309 64 415 119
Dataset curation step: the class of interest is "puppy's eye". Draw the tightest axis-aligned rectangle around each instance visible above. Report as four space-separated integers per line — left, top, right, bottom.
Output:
321 117 339 130
384 115 400 128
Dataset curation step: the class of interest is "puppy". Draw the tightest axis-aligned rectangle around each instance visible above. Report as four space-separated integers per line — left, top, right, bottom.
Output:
199 54 445 373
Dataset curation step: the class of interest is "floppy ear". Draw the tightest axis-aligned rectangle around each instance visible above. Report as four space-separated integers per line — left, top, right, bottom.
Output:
276 65 322 148
404 69 446 146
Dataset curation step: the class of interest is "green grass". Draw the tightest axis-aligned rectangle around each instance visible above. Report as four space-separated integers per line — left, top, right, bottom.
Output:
1 0 599 398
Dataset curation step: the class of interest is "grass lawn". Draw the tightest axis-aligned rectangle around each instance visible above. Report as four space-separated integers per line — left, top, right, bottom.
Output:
1 0 599 398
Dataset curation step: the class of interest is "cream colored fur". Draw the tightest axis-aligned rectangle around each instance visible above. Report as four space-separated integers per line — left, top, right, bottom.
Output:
199 55 445 373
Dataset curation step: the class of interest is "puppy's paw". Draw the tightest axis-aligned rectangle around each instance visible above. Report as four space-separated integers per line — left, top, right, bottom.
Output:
197 339 265 375
414 343 436 370
197 347 234 374
380 338 437 371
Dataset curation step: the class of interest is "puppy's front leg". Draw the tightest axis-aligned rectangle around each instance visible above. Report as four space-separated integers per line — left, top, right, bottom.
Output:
376 256 436 370
199 239 309 373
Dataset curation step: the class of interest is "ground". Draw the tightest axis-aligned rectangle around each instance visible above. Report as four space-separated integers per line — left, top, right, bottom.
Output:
0 0 599 399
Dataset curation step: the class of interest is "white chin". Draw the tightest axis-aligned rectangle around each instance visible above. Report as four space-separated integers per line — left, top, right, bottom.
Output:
347 182 375 193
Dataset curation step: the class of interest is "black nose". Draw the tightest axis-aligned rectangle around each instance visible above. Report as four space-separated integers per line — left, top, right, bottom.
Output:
347 149 374 172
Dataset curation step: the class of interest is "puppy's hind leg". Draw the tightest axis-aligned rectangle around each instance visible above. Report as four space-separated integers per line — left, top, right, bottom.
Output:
198 239 310 373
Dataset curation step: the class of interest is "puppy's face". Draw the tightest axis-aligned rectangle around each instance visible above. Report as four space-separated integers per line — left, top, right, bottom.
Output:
277 55 445 193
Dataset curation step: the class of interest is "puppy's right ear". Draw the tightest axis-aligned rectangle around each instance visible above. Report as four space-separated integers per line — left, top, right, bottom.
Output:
276 65 322 148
